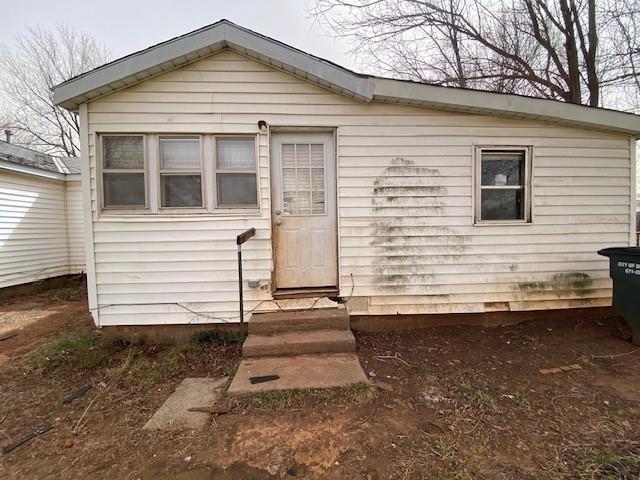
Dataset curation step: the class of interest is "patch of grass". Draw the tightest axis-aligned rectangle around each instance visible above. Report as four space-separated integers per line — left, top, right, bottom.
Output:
342 381 378 404
127 358 163 387
432 439 457 460
51 284 83 302
513 393 530 411
165 342 203 368
54 332 93 352
451 469 473 480
164 330 245 368
29 331 108 374
413 360 428 375
590 451 640 479
471 444 490 458
247 388 330 410
454 378 498 413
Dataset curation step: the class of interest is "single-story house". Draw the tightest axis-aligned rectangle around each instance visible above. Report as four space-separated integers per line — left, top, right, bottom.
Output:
0 141 85 289
52 20 639 329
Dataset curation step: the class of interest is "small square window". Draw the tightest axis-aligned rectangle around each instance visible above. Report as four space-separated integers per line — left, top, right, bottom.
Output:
101 135 146 209
216 137 258 207
476 148 531 223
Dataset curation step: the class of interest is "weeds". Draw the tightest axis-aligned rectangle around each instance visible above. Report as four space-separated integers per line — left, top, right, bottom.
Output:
126 358 163 387
470 444 490 458
512 393 530 411
29 331 107 373
247 389 330 410
588 451 640 479
342 381 378 404
432 439 457 460
454 378 498 413
190 329 245 346
413 361 428 375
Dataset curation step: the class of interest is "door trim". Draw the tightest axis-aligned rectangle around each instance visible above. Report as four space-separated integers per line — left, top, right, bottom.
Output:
269 128 339 293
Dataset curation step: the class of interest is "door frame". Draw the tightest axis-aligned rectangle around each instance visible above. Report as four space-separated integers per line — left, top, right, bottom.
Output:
269 127 340 294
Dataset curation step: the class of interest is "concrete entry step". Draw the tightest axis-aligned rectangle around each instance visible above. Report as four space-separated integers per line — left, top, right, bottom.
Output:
249 308 350 335
242 329 356 357
227 353 368 395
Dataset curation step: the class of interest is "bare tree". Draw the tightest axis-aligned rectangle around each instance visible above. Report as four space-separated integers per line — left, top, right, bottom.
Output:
312 0 640 111
0 25 110 155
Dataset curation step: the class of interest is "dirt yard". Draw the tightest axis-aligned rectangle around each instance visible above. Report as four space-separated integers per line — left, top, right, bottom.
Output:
1 283 639 480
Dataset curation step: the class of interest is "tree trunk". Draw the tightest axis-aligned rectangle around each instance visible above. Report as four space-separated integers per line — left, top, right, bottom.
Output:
560 0 583 103
586 0 599 106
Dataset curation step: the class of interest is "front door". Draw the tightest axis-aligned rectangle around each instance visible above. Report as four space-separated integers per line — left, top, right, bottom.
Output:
271 132 337 290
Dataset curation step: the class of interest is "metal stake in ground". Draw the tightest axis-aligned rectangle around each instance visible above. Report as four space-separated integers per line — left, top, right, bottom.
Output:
236 228 256 325
1 424 52 454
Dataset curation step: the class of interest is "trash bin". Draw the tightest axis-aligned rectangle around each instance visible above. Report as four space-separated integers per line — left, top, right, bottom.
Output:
598 247 640 346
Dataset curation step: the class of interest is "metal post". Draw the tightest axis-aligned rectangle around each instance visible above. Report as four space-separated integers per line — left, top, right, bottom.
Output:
238 243 244 324
236 228 256 325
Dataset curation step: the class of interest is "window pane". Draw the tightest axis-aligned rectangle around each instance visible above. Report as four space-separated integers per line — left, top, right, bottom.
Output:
160 137 200 169
103 136 143 169
161 175 202 208
312 191 325 214
481 151 525 186
310 144 324 167
282 144 295 167
103 173 145 207
298 191 311 214
481 189 524 220
217 173 257 206
217 138 255 169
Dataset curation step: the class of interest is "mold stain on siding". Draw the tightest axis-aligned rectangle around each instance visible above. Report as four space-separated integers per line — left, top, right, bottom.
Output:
368 157 470 297
513 272 595 298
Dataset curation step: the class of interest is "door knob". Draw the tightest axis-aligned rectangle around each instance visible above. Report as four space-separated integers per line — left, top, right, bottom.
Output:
275 219 282 226
275 210 281 215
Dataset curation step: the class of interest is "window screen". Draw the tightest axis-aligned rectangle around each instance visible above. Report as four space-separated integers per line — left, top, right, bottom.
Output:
478 149 529 222
159 136 202 208
102 135 146 208
216 137 257 207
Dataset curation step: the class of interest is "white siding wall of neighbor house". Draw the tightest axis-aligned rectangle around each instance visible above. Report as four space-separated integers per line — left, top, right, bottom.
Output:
65 179 85 272
84 50 633 326
0 171 85 289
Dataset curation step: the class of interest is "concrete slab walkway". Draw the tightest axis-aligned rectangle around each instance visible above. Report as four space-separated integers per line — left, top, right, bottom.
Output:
143 377 227 430
227 353 368 395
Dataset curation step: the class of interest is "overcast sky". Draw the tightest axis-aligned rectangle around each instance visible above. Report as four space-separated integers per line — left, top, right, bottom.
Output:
1 0 356 70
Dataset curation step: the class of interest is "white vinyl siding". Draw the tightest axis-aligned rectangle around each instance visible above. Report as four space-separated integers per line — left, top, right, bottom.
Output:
65 179 85 273
0 172 85 288
84 49 632 325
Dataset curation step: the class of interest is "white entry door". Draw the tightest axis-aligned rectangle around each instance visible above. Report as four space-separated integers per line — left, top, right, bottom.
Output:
271 133 337 289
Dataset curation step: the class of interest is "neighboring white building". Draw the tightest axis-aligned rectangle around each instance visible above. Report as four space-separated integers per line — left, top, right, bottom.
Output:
0 141 85 288
52 20 639 328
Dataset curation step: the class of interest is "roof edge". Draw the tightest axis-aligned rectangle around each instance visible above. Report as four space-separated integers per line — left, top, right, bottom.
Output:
0 159 67 180
372 78 640 136
52 19 640 136
53 20 374 110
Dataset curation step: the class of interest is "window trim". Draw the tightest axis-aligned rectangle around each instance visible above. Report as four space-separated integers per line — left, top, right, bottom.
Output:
157 134 206 211
474 145 532 225
214 135 260 209
99 134 148 211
